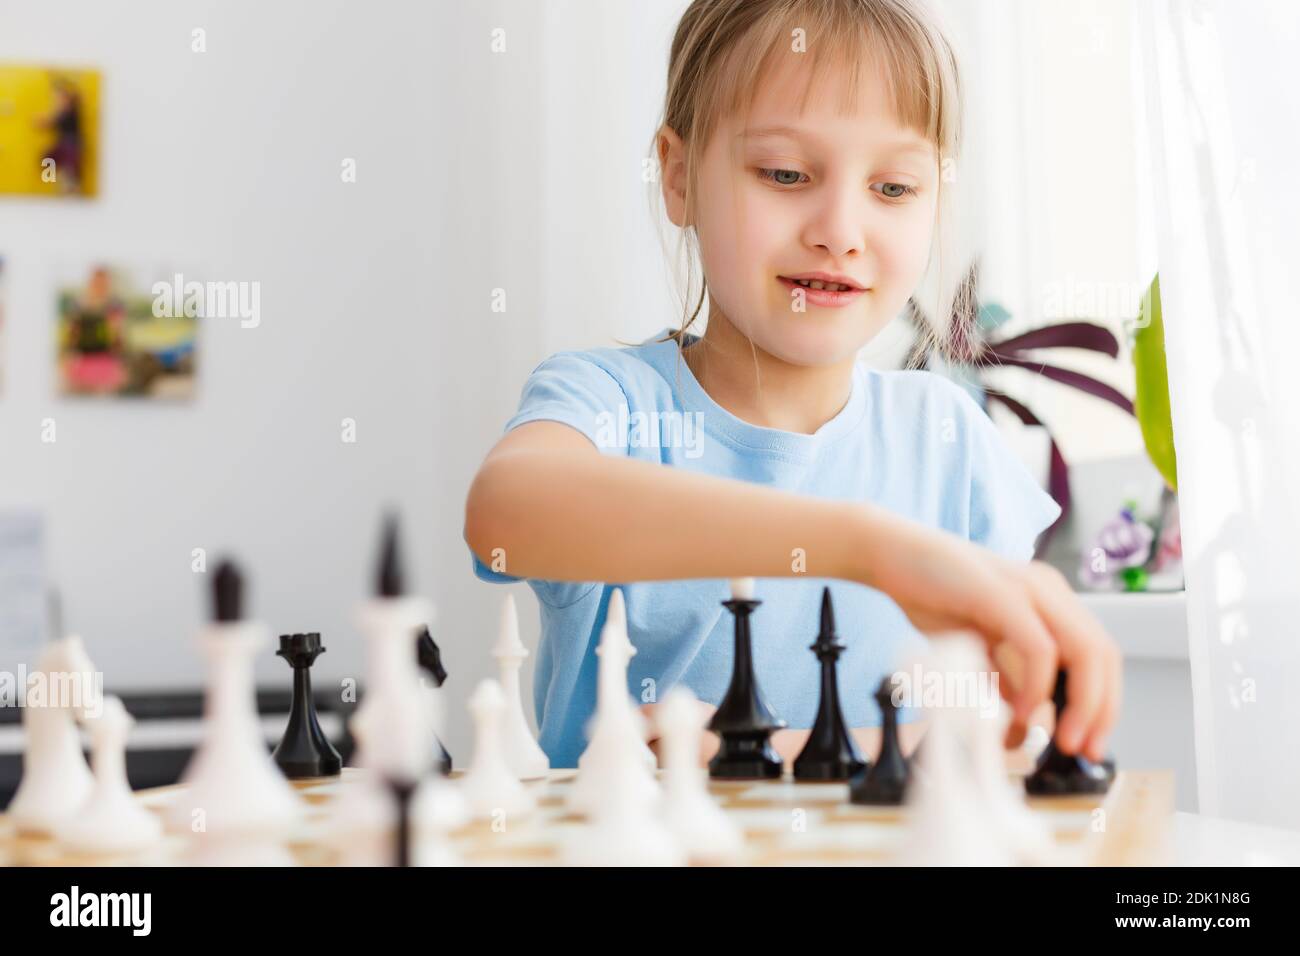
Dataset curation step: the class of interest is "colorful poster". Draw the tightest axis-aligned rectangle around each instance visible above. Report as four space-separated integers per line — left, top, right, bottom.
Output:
0 64 101 197
56 264 197 399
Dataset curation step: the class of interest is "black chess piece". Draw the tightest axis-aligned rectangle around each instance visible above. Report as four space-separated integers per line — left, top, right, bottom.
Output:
708 583 786 779
377 513 404 598
793 588 867 781
1024 671 1116 796
273 632 343 778
416 625 453 776
213 560 243 622
849 676 910 805
906 734 925 771
386 775 418 868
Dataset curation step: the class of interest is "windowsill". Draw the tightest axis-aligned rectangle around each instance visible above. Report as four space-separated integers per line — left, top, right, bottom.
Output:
1078 590 1189 661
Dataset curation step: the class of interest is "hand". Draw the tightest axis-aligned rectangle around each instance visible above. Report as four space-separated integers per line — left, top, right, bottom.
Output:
853 505 1121 763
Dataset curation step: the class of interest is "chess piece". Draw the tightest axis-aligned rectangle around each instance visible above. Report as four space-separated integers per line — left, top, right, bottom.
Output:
946 637 1057 864
353 516 436 782
849 676 910 806
167 561 302 836
459 679 536 820
325 515 461 865
708 578 786 779
8 635 97 833
416 625 453 775
57 695 164 855
1024 671 1116 796
657 687 743 864
493 595 549 780
568 589 660 816
793 588 867 781
891 638 1015 865
273 632 342 778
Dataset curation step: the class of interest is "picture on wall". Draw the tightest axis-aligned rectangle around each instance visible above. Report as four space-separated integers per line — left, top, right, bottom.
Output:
56 264 197 399
0 64 101 197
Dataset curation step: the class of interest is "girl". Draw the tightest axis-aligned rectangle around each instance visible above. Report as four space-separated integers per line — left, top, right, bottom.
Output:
465 0 1120 769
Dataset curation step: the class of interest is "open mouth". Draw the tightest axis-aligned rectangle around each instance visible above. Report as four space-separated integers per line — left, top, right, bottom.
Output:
782 277 857 292
777 276 867 305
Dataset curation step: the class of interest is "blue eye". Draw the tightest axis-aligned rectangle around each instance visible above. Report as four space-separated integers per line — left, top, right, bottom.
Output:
757 168 807 186
873 182 918 200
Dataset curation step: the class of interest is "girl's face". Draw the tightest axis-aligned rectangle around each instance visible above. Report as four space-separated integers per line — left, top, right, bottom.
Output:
667 55 940 368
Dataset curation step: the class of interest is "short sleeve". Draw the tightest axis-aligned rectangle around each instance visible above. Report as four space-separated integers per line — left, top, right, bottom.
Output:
502 351 632 455
960 391 1062 562
469 544 521 584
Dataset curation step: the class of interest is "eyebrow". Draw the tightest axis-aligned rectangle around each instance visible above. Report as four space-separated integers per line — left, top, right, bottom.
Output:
740 125 934 158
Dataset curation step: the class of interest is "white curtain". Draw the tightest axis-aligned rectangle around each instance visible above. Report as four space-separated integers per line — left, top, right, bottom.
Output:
1137 0 1300 829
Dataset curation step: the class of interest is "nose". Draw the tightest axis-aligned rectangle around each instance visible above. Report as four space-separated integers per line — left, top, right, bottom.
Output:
802 177 866 259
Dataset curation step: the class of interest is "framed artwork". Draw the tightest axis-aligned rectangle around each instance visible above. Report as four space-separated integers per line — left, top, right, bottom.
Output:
56 264 197 399
0 64 101 197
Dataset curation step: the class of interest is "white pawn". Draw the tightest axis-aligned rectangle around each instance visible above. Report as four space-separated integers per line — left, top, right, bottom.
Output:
57 696 164 855
459 679 536 821
896 641 1014 867
657 688 743 864
8 635 97 834
568 590 659 816
957 648 1057 865
493 594 549 780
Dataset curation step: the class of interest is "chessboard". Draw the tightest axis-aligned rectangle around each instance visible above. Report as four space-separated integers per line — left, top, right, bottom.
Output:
0 765 1174 867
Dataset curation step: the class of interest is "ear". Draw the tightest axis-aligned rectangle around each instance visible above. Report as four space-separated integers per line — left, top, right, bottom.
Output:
656 124 690 228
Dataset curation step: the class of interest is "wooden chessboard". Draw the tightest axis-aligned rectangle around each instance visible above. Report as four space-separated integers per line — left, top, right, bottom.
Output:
0 766 1173 866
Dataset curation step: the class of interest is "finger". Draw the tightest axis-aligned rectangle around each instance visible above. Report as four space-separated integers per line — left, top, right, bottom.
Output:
1026 567 1109 755
1084 646 1123 762
1003 718 1026 750
975 591 1056 725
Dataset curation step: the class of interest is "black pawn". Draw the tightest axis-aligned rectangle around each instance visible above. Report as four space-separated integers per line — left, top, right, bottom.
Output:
212 560 243 622
849 677 910 806
793 588 866 781
386 776 417 868
1024 671 1115 796
416 625 453 776
707 585 786 779
273 632 342 778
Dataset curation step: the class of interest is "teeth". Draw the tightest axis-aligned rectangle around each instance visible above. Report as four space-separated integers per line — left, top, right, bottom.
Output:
791 278 850 291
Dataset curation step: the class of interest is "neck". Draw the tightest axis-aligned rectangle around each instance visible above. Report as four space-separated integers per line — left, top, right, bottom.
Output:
681 307 856 435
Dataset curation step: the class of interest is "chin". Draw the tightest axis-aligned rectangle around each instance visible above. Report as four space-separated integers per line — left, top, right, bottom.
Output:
755 313 869 367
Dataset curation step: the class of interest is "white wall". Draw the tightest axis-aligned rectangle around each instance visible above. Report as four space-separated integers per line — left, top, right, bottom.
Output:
0 1 462 729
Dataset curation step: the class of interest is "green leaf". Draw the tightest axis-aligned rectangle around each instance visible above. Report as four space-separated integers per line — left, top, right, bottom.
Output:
1133 274 1178 491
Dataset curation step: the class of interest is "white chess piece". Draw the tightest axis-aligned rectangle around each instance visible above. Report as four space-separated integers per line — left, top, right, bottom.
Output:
8 635 98 833
166 617 301 836
657 687 743 864
459 679 536 821
57 695 164 855
563 768 686 867
971 701 1058 865
325 590 460 865
568 590 659 816
945 639 1059 866
581 589 655 772
896 640 1014 866
352 594 437 780
493 594 549 780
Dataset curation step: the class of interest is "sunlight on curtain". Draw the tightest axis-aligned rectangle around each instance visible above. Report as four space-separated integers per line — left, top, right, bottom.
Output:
1137 0 1300 829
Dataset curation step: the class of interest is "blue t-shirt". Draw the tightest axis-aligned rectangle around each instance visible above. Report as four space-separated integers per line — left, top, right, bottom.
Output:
467 328 1061 767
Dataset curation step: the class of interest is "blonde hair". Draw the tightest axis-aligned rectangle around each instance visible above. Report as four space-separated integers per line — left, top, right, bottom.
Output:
650 0 965 368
